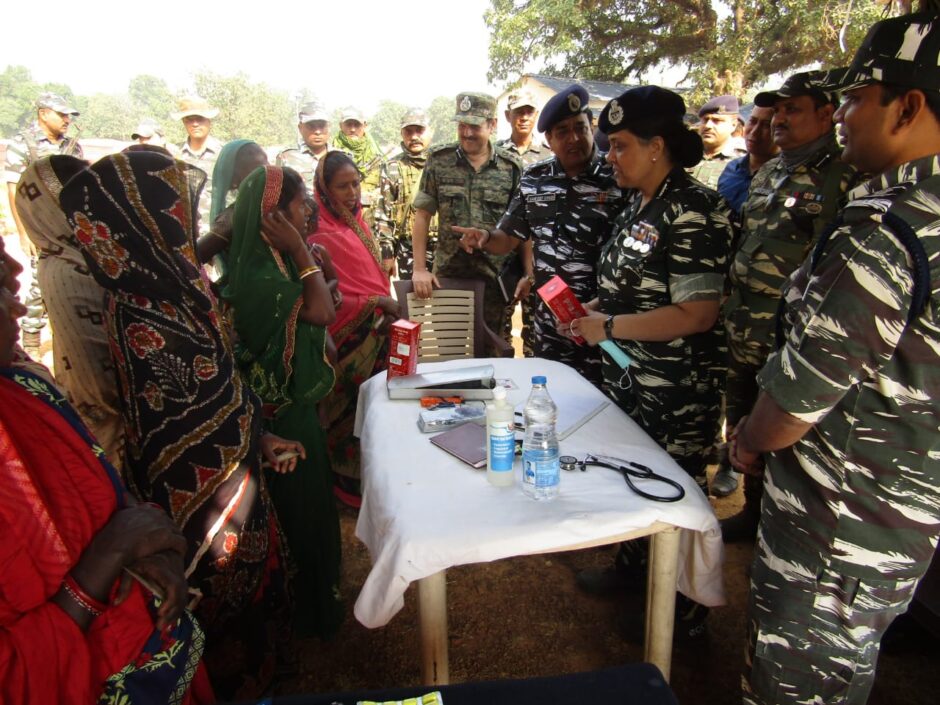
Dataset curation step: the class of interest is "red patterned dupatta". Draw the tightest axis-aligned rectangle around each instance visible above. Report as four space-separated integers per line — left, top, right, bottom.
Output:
0 367 211 704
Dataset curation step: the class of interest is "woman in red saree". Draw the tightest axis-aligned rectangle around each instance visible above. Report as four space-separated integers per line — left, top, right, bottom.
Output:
0 255 212 704
308 151 399 503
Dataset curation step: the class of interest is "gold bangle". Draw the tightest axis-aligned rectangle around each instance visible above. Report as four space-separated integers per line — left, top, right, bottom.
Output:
299 265 322 280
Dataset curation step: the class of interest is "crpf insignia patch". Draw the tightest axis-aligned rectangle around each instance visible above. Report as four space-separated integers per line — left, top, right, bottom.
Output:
608 100 623 126
460 96 472 112
568 93 581 111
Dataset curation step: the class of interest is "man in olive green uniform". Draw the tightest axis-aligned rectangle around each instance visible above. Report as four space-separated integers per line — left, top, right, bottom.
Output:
332 107 384 230
731 13 940 704
4 92 83 353
689 95 745 189
172 97 222 235
374 108 437 279
276 101 333 191
717 71 856 533
412 92 522 340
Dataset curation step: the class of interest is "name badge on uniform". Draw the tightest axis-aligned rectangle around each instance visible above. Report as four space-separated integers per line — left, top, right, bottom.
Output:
529 193 557 203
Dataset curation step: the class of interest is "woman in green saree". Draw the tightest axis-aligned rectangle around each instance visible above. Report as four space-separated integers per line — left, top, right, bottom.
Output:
223 165 343 638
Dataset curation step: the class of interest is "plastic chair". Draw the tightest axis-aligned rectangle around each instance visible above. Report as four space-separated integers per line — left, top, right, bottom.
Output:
393 277 514 361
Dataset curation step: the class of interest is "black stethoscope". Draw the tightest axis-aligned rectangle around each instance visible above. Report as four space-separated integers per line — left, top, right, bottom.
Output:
559 453 685 503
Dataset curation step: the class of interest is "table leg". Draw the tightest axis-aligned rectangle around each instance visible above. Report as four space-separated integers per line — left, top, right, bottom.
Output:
644 526 681 681
418 570 449 685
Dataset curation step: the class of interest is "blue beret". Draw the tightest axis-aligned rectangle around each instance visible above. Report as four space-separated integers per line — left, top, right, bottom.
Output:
537 84 590 133
598 86 686 134
698 94 739 117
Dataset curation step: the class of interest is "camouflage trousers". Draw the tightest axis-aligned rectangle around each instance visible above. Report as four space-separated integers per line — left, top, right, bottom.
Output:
725 326 773 505
393 236 436 281
435 259 510 349
22 255 46 336
743 532 918 705
605 366 723 492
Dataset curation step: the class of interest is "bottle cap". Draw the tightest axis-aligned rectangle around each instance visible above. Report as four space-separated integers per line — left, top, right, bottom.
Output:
531 375 546 385
492 385 507 400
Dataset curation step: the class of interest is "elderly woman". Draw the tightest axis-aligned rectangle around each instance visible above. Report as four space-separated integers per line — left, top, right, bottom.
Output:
308 150 400 505
572 86 733 640
61 150 301 699
13 156 125 469
224 164 343 638
0 238 212 704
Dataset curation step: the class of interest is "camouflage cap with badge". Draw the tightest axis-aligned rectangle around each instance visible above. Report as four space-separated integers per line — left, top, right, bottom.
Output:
537 84 590 132
400 107 429 129
506 90 538 112
754 70 840 108
820 11 940 93
453 92 496 125
36 92 80 116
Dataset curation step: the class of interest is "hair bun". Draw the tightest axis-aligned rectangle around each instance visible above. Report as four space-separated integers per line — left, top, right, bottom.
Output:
677 127 704 168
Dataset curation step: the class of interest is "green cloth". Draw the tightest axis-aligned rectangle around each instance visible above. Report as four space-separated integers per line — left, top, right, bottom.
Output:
209 139 254 223
223 165 343 638
332 131 383 179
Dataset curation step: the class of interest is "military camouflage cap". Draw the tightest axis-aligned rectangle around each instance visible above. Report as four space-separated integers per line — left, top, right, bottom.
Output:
400 107 429 129
340 106 365 124
36 92 79 116
506 90 538 111
299 102 330 123
754 70 839 108
537 84 589 132
171 96 219 120
698 94 740 117
820 12 940 93
453 92 496 125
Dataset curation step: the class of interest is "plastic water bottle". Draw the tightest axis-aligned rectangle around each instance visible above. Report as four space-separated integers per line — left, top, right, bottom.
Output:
486 386 515 487
521 375 560 500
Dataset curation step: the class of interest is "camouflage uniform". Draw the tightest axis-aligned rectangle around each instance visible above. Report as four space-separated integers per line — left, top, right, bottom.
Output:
598 169 733 489
687 140 743 190
374 146 437 279
275 143 332 192
724 134 855 507
4 124 83 341
177 136 221 235
743 152 940 705
496 137 550 354
497 149 624 384
495 137 549 167
413 142 522 338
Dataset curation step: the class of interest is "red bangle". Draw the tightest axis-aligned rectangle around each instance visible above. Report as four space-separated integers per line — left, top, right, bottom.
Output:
63 574 109 615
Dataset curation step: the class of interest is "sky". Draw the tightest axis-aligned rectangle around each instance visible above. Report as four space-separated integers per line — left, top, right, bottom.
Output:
1 0 497 113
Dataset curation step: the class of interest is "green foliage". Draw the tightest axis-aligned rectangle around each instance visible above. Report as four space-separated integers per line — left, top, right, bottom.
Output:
192 71 296 146
0 65 79 138
427 95 456 146
368 100 409 152
486 0 892 103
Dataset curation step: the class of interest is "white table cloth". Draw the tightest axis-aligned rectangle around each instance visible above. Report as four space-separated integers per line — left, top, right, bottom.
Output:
353 357 725 630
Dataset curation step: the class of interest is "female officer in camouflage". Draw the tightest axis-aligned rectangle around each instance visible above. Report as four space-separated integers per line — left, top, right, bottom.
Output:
571 86 734 639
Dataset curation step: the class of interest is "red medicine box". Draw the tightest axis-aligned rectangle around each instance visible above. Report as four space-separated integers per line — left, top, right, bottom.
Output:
537 275 587 344
387 319 422 378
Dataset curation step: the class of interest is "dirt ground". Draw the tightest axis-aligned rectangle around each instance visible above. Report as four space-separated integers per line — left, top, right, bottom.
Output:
283 476 940 704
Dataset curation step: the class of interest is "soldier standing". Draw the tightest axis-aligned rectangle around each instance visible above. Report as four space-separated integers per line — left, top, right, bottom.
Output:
276 101 333 191
716 105 778 216
495 90 548 355
332 107 384 229
456 85 624 384
411 92 522 340
4 92 82 355
731 13 940 704
689 95 744 189
496 90 548 166
715 71 856 519
374 108 437 279
172 97 222 235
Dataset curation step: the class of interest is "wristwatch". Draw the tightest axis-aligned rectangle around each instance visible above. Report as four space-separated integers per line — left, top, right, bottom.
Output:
525 274 536 285
604 314 615 339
